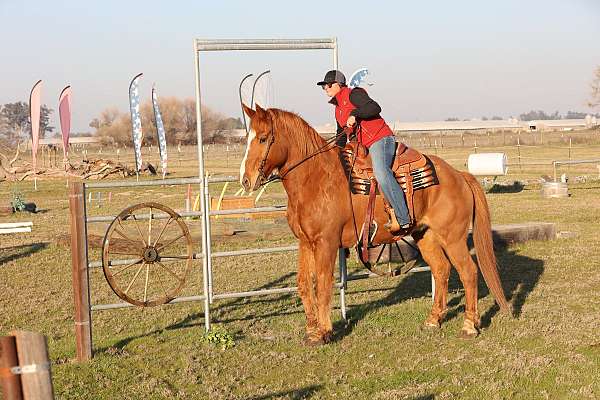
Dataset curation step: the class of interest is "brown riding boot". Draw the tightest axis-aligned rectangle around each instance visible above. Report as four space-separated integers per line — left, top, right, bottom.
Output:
385 209 411 235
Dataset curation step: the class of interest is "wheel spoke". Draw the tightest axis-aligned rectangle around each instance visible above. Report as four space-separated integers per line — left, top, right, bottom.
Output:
143 263 150 303
114 223 143 248
125 262 146 294
156 261 183 283
147 207 153 248
159 255 190 260
111 258 143 276
155 233 186 252
152 217 173 247
109 251 142 257
130 215 147 246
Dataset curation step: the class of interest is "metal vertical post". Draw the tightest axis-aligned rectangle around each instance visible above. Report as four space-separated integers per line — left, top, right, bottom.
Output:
203 174 214 304
194 43 211 332
338 248 347 321
332 38 347 321
68 182 92 361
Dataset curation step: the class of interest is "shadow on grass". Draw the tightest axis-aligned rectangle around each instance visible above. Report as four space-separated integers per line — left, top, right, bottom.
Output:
245 384 323 400
96 272 300 353
333 234 544 341
0 242 48 265
97 233 544 351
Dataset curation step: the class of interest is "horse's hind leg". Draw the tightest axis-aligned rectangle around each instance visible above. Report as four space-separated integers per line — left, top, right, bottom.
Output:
298 240 319 342
442 241 480 339
415 231 451 328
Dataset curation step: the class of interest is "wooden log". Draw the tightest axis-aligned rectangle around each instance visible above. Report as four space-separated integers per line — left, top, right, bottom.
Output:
0 336 23 400
10 331 53 400
0 206 14 216
369 222 557 263
68 182 93 361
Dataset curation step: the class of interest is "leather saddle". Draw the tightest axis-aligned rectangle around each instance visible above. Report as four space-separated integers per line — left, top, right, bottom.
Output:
340 141 439 222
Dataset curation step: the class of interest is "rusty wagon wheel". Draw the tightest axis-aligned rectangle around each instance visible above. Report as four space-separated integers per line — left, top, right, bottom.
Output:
102 202 193 307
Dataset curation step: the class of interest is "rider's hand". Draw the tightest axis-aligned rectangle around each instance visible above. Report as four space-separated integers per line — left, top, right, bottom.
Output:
346 115 356 127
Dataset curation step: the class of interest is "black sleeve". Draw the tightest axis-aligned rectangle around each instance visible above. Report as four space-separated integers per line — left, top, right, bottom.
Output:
335 122 347 147
349 88 382 119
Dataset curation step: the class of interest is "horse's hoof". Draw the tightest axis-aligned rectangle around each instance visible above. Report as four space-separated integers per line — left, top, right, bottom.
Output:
457 320 479 339
303 335 325 347
321 331 333 344
303 331 332 346
422 317 441 329
457 329 479 340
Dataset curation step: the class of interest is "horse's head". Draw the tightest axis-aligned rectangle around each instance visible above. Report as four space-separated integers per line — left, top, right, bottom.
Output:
239 103 287 192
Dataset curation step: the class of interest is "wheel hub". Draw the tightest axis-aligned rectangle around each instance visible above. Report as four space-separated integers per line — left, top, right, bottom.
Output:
143 246 159 263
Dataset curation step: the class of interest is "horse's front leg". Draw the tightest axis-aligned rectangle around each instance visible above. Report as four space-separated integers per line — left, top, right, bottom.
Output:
311 238 337 345
297 240 319 342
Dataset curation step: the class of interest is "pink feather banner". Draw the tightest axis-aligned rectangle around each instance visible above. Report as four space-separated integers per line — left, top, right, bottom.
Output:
29 80 42 172
59 86 72 160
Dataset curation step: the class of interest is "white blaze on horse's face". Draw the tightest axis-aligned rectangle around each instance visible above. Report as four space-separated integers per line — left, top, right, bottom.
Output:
240 128 257 191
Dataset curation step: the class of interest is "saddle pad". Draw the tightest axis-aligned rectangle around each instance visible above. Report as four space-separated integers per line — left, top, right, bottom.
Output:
340 142 439 196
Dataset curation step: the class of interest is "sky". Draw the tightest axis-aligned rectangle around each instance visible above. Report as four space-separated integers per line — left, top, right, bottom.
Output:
1 0 599 133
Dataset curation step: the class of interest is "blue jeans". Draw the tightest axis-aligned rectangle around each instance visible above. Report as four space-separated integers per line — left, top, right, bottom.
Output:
369 136 411 226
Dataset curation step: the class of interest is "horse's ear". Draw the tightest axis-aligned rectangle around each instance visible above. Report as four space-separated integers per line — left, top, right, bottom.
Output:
242 103 255 119
255 103 265 116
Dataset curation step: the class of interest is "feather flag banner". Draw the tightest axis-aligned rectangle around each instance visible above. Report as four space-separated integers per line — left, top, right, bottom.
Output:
128 73 144 172
152 85 168 178
58 86 72 161
29 80 42 172
348 67 370 89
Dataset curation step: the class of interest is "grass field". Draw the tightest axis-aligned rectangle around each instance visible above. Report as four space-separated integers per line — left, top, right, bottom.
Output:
1 129 599 399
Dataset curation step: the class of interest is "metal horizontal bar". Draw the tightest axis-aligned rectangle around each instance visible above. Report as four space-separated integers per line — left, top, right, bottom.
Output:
92 281 345 311
88 253 204 269
195 38 335 51
346 266 431 281
86 204 286 223
91 295 206 311
207 176 239 183
85 177 202 189
553 159 600 166
86 210 204 223
213 286 297 299
196 38 335 45
212 245 298 258
209 206 286 216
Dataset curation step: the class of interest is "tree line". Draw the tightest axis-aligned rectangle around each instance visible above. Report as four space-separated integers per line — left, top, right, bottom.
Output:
0 102 54 145
91 97 243 146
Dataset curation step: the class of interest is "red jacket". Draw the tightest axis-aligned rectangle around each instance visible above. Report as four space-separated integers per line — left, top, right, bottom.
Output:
331 87 393 148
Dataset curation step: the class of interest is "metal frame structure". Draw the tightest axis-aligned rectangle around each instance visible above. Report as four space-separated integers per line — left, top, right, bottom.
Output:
69 38 433 361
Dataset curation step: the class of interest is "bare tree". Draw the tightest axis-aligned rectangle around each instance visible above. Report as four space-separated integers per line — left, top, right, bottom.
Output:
91 98 239 146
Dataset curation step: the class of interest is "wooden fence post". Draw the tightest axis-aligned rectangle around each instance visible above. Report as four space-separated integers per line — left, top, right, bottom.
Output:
69 181 93 361
568 137 572 172
517 137 522 171
0 336 23 400
10 331 54 400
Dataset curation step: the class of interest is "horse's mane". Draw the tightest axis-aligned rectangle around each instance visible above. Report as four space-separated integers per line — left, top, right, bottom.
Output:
263 108 327 158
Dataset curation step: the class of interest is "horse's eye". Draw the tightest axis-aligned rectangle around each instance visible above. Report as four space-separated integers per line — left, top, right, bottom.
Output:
259 137 267 144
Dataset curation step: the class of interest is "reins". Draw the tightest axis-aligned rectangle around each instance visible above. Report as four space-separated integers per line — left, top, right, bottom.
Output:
256 119 351 187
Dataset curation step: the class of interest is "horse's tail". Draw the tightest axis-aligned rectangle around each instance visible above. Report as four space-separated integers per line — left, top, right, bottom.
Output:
462 172 511 314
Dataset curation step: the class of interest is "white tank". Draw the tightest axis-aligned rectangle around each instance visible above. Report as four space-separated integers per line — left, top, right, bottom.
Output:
467 153 508 176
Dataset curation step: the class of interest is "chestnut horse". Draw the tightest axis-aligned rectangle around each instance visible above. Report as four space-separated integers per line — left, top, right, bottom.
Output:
240 104 510 345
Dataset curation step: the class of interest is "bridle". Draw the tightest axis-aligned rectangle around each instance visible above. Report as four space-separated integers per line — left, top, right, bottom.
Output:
251 114 351 188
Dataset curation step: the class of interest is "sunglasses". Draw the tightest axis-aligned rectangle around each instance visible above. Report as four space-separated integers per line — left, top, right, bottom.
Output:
321 83 335 90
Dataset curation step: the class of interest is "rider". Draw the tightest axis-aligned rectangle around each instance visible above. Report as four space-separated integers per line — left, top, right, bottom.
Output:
317 70 411 234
